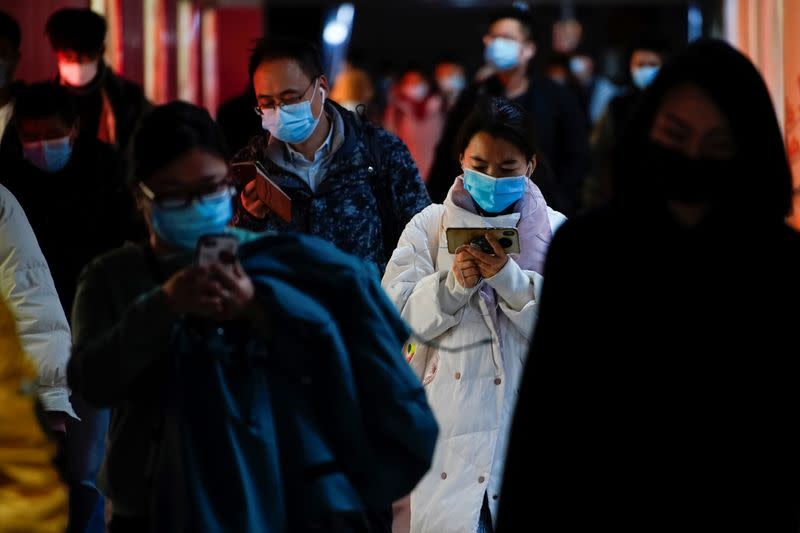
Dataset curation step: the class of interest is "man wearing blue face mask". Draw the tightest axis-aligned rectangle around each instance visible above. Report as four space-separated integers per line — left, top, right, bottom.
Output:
585 36 669 210
1 82 139 317
232 37 431 274
428 3 590 218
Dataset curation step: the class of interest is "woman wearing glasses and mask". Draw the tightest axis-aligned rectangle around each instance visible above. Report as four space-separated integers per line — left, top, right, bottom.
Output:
68 102 437 533
381 96 565 533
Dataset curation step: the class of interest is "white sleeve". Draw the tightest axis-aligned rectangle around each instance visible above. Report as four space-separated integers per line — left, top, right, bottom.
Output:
0 186 76 418
484 258 541 340
382 205 476 342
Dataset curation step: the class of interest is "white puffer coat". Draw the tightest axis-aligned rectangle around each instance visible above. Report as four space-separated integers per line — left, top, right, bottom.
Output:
382 180 564 532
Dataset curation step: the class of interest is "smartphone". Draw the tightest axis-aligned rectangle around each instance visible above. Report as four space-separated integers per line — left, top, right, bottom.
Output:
446 227 521 254
230 160 293 223
194 234 239 272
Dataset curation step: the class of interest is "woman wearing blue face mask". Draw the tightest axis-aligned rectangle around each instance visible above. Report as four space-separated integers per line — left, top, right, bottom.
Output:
382 96 565 533
66 101 266 532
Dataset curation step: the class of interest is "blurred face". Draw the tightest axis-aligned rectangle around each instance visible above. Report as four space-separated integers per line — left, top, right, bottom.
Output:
398 71 429 101
630 49 663 71
56 48 103 87
460 131 534 178
649 83 735 160
140 148 230 210
138 148 234 251
253 58 328 117
570 55 594 84
547 64 569 85
484 18 536 67
435 63 464 83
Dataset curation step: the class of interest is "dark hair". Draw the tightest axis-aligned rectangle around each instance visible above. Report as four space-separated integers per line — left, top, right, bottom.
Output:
613 39 791 221
131 102 228 185
15 82 78 125
455 96 537 161
489 2 535 41
0 10 21 51
248 37 323 83
46 8 106 55
627 35 670 64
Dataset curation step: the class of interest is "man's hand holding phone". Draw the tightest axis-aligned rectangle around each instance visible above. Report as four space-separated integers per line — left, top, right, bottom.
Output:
241 179 270 219
233 161 292 222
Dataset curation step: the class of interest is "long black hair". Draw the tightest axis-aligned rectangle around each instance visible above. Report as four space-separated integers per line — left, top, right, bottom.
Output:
611 39 791 223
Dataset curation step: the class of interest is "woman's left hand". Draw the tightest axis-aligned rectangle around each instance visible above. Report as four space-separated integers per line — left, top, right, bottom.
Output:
464 232 509 278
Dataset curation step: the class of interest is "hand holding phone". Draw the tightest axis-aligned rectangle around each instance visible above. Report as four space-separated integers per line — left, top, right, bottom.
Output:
446 227 520 254
462 232 510 278
231 161 292 223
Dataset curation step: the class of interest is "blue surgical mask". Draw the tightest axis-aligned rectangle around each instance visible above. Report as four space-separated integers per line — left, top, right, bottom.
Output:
261 79 324 144
23 136 73 173
484 38 521 71
149 189 234 251
463 168 527 213
631 65 660 90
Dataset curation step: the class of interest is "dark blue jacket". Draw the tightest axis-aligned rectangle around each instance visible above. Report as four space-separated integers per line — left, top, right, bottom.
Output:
231 101 431 272
154 233 438 532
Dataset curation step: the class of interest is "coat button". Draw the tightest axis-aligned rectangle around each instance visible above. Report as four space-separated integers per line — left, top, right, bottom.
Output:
478 476 485 483
368 166 375 173
455 372 461 380
441 472 447 480
492 494 499 500
494 377 502 385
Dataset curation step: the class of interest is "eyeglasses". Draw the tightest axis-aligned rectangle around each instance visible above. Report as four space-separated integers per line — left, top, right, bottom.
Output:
138 179 236 209
253 78 317 116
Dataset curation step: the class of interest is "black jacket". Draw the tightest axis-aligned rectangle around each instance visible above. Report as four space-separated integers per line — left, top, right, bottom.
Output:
0 137 141 316
427 74 590 217
497 208 800 531
60 63 151 153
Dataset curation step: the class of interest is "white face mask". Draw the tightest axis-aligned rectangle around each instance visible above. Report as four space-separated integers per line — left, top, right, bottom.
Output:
59 61 99 87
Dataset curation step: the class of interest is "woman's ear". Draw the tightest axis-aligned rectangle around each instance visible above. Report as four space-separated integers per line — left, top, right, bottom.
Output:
527 155 537 177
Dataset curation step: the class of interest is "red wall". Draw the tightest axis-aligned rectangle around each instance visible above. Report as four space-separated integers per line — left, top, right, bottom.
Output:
215 7 262 110
0 0 89 83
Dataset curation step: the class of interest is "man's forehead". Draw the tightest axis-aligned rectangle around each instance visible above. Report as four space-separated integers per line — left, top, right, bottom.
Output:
255 58 309 83
488 18 526 39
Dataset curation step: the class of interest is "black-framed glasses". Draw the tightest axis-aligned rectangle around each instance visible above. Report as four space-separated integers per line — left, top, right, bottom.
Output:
138 179 236 209
253 78 317 116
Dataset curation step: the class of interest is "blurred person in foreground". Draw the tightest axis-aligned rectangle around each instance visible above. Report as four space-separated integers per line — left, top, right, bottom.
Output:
497 39 800 532
68 101 437 533
0 294 68 533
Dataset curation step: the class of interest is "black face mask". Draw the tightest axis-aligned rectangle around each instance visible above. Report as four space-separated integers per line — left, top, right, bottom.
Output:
645 141 735 204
